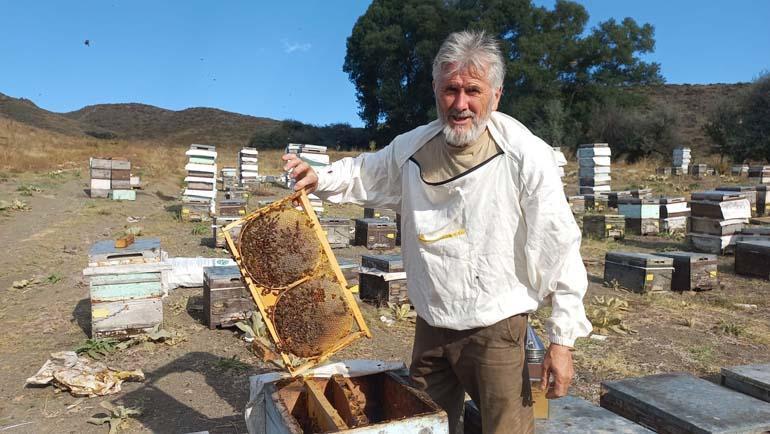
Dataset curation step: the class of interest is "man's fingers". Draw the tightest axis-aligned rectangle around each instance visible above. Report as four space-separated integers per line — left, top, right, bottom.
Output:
284 157 303 171
545 372 572 399
540 365 549 391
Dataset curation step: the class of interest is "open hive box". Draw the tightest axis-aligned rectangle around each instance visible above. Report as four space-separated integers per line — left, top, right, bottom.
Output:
265 371 445 433
223 190 371 376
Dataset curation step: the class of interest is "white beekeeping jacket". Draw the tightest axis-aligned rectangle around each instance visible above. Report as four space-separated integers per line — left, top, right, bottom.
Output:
316 111 592 346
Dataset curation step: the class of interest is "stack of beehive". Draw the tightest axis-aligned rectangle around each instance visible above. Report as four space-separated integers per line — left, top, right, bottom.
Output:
82 237 170 338
238 148 259 187
89 157 135 199
359 254 407 306
659 197 690 234
89 157 112 198
182 144 217 221
203 265 254 328
618 197 660 235
716 185 758 217
672 147 691 174
577 143 611 195
688 190 751 254
221 167 238 191
732 164 749 177
212 200 247 249
109 158 135 201
690 163 713 177
749 165 770 184
552 147 567 183
285 144 329 213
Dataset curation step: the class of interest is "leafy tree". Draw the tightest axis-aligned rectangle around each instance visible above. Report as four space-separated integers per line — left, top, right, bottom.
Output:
705 73 770 162
247 120 369 150
344 0 664 152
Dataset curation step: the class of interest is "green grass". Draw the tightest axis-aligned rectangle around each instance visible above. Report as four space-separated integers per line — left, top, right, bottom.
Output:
213 355 250 372
46 273 62 284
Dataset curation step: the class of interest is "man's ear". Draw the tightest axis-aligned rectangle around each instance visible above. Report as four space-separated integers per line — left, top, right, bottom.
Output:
492 87 503 111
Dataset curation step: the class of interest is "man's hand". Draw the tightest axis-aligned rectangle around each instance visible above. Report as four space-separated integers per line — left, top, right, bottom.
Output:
282 154 319 193
540 343 574 399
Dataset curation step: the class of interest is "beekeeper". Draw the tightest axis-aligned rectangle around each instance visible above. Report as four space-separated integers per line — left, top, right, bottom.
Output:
283 30 591 434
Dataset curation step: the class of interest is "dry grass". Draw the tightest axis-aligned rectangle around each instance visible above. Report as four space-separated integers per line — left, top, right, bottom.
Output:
0 117 360 179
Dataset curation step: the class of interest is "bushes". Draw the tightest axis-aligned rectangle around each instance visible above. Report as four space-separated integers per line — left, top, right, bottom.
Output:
705 73 770 162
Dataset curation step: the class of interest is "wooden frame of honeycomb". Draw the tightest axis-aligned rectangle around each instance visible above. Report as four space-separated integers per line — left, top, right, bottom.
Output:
223 190 371 376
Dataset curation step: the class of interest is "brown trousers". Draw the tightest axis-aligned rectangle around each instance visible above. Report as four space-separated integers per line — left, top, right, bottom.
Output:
410 314 534 434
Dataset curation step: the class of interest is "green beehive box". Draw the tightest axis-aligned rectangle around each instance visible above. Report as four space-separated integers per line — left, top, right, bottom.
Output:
110 189 136 201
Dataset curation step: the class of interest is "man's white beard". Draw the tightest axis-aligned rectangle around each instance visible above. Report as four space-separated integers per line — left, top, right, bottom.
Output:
440 108 491 148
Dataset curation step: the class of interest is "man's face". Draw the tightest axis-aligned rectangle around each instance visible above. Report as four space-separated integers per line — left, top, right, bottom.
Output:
434 64 502 147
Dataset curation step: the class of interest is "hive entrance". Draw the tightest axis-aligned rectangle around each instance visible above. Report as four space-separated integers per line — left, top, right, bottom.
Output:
223 190 370 376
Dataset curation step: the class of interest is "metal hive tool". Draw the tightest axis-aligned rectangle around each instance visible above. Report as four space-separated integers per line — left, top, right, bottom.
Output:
223 190 370 376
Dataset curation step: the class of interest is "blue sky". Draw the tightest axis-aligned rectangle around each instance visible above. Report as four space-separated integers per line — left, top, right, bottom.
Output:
1 1 768 127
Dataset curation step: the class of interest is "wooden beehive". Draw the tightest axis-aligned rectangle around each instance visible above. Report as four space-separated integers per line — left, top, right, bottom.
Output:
363 207 398 221
606 191 631 209
603 252 673 293
582 214 625 240
721 363 770 403
689 216 744 235
218 199 247 217
203 265 254 329
359 254 407 306
223 190 371 376
690 191 751 220
656 251 718 291
266 371 447 433
600 373 770 434
181 202 211 222
625 218 659 236
735 240 770 279
84 238 169 338
656 167 672 176
354 218 397 249
319 217 353 248
584 194 609 212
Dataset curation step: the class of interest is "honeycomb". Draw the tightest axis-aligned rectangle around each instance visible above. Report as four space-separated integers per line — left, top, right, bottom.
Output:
224 190 370 373
273 276 353 357
238 201 322 289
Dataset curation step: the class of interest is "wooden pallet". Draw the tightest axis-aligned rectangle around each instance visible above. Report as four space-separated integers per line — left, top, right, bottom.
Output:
223 190 371 376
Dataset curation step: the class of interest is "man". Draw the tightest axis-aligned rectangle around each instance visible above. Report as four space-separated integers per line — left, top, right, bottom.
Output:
284 30 591 434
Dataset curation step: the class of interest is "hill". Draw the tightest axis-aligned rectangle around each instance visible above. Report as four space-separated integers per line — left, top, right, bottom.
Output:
63 104 281 145
631 83 751 156
0 92 283 147
0 84 752 153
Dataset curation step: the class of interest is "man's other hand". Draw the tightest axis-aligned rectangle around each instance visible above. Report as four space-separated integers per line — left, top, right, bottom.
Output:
540 343 574 399
282 154 319 193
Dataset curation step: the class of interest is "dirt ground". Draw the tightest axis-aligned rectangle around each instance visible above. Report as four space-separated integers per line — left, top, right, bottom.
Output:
0 160 768 433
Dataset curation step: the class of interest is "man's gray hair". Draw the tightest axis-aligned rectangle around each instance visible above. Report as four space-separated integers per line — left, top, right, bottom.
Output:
432 30 505 90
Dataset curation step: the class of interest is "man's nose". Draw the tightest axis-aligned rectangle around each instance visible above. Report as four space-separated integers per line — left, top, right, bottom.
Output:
452 91 469 111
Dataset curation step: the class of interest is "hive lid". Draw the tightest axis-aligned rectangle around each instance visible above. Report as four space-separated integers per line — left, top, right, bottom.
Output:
691 190 745 201
605 251 673 268
222 190 370 376
655 251 716 263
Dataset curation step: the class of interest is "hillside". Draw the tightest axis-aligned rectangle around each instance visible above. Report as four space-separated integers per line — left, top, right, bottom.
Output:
64 104 281 145
631 83 751 156
0 92 283 147
0 84 752 153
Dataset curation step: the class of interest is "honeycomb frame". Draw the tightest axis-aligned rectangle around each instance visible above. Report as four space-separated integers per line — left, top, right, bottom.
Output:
222 190 371 376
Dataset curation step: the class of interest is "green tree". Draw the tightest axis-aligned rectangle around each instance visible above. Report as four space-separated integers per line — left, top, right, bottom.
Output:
705 73 770 162
344 0 664 151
